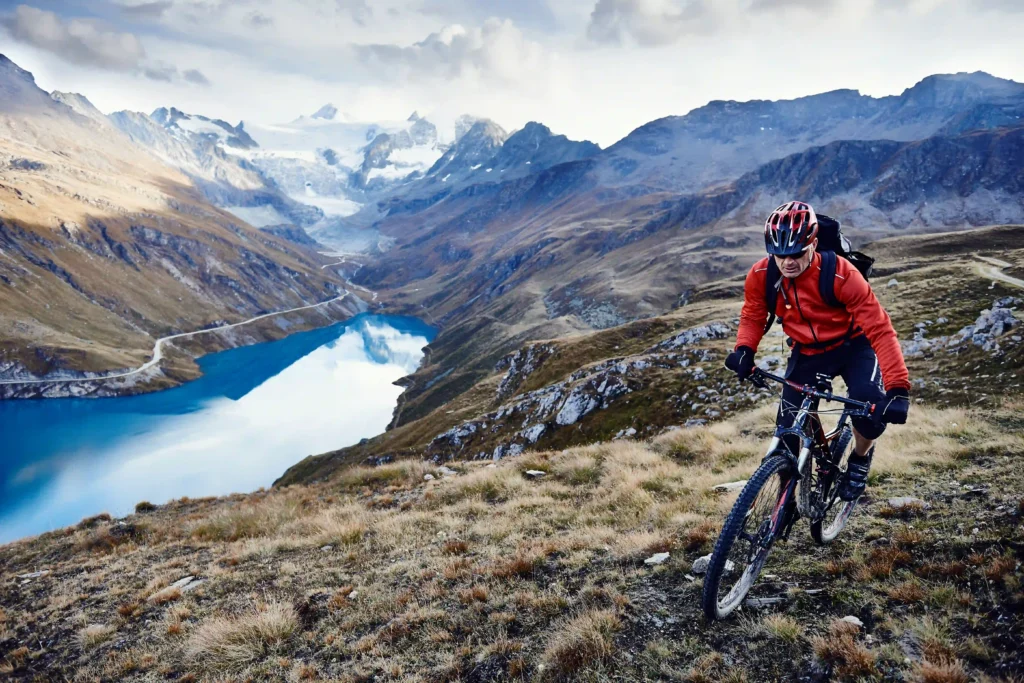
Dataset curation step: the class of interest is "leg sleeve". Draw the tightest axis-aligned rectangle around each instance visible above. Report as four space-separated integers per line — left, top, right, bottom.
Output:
841 341 887 440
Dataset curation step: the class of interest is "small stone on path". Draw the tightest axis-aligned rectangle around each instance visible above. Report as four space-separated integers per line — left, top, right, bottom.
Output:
644 552 670 566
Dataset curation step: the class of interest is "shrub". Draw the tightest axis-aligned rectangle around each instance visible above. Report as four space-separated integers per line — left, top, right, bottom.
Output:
135 501 157 514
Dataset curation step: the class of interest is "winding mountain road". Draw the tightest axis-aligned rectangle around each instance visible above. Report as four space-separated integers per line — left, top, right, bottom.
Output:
973 254 1024 290
0 292 351 386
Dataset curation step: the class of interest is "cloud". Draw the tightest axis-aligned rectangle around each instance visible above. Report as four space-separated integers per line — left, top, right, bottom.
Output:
183 68 211 85
586 0 709 46
2 4 147 70
245 11 274 28
355 18 546 83
2 4 211 83
142 62 177 81
119 1 174 20
333 0 372 26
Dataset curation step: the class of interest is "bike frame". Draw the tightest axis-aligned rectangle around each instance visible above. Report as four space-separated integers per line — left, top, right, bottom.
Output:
749 368 875 532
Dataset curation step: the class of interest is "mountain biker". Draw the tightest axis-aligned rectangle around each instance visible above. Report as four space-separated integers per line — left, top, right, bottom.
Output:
724 201 910 501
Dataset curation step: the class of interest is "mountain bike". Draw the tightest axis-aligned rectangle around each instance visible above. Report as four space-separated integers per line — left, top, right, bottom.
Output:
701 367 876 620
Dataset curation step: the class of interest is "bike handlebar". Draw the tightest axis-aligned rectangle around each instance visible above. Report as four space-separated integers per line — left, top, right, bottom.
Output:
748 367 875 417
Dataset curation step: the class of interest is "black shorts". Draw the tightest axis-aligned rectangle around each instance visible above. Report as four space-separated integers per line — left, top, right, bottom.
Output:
777 335 886 441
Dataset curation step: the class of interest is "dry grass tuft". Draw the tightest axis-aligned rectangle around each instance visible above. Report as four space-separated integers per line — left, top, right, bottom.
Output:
888 579 928 603
913 659 971 683
328 585 355 610
682 519 719 552
893 526 926 548
458 585 489 604
134 501 157 514
148 586 183 605
491 551 543 579
824 556 863 577
811 619 877 679
983 555 1018 582
78 624 116 649
184 602 297 671
859 546 913 579
540 609 620 680
117 600 143 619
78 513 112 529
920 560 967 579
188 496 305 542
441 539 469 555
758 614 804 644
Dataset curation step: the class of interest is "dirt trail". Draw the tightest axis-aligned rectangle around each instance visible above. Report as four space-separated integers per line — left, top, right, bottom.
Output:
971 253 1024 290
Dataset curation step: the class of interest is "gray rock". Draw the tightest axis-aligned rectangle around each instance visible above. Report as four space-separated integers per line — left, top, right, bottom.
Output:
712 480 747 492
423 473 435 481
887 278 899 288
524 470 546 479
888 496 927 509
170 576 195 589
841 615 864 628
644 552 670 565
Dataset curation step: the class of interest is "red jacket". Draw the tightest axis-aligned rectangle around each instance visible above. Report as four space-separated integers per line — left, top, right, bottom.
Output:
736 253 910 391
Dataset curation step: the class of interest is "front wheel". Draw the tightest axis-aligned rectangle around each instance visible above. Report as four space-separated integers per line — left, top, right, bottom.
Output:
810 424 857 545
702 454 796 621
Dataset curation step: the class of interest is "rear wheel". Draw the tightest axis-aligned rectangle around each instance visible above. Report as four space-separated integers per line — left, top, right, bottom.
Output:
701 455 796 621
810 424 857 545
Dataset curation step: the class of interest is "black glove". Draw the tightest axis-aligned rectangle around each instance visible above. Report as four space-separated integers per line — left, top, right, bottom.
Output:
725 346 756 381
877 388 910 425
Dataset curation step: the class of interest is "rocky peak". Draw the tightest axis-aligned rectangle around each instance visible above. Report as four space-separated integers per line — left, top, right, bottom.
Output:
150 106 189 128
312 103 339 120
0 54 56 112
409 117 438 146
898 72 1024 109
454 114 482 142
50 91 108 125
0 54 35 85
486 122 600 178
408 111 421 122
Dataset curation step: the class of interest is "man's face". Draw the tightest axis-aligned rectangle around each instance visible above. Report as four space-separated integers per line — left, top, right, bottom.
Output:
773 240 817 279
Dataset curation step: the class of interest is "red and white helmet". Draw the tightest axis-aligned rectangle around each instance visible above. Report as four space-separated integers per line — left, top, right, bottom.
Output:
764 201 818 256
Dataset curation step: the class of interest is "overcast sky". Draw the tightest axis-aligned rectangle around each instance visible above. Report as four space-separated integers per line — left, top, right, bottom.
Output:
2 0 1023 146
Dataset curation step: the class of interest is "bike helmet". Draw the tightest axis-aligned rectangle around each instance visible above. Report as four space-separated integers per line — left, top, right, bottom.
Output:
764 201 818 256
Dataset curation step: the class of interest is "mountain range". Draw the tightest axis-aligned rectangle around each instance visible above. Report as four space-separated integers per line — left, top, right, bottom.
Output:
2 51 1023 410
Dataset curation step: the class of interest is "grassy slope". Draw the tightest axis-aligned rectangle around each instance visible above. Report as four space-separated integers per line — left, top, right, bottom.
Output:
1 226 1023 681
1 403 1021 681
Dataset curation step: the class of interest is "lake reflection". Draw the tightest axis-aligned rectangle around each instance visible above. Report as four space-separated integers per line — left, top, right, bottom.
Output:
0 315 433 545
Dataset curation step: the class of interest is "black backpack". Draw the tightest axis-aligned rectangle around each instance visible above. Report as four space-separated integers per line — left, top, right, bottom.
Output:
762 213 875 335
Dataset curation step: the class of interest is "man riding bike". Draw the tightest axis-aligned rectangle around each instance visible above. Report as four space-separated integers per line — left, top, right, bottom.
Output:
725 201 910 501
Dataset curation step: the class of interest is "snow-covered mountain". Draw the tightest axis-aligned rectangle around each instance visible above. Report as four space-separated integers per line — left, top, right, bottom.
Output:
240 106 449 220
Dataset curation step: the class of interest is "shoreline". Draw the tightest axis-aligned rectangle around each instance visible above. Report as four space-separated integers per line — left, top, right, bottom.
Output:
0 291 370 400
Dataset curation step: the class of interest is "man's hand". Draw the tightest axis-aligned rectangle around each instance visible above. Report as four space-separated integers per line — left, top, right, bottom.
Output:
877 388 910 425
725 346 756 381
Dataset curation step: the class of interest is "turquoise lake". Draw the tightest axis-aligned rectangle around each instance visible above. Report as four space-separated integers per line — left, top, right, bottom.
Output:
0 314 434 545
